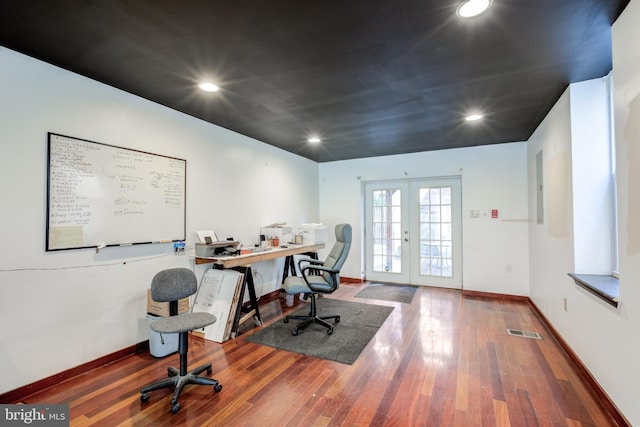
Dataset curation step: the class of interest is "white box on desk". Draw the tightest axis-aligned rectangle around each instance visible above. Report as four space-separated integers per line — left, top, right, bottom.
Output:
299 224 328 244
260 226 293 244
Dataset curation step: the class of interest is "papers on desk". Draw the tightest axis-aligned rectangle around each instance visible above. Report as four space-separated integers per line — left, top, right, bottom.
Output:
192 269 244 343
196 230 218 243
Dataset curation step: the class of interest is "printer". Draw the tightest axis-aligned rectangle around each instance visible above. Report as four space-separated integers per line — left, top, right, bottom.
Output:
195 240 240 257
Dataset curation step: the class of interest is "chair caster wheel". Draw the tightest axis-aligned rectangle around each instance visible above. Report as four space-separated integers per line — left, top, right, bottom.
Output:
327 328 333 335
171 403 181 414
207 367 212 376
168 368 177 377
140 393 150 403
335 316 340 323
283 317 289 323
292 328 299 336
214 383 222 392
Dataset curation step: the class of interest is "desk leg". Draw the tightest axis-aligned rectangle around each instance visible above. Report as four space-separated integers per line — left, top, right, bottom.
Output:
281 252 320 284
228 266 262 339
229 268 246 339
304 251 320 275
244 268 263 326
281 255 296 284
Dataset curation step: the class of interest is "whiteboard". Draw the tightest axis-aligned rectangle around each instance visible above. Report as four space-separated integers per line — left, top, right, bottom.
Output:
46 133 186 251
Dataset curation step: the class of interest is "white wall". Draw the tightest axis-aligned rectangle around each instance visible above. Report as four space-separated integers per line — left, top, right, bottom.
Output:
611 0 640 422
526 1 640 423
319 142 530 296
0 47 320 395
527 87 577 316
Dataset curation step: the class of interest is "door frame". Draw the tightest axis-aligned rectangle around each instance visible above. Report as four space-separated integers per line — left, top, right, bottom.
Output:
363 176 463 288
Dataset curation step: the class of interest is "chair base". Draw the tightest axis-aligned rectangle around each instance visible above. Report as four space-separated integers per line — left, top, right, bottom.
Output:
284 293 340 336
140 332 222 413
284 313 340 335
140 363 222 413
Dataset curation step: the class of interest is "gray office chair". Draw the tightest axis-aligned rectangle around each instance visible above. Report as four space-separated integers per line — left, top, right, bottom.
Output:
140 268 222 414
283 224 352 336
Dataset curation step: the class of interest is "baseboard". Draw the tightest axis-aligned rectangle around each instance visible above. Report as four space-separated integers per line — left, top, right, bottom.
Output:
526 300 630 427
341 276 364 284
462 289 528 302
0 341 149 404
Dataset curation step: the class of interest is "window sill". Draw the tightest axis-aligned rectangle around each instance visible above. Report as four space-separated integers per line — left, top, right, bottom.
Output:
568 273 620 308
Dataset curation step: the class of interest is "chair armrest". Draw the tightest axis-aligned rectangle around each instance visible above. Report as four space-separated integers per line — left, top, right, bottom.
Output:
297 257 324 271
300 264 340 293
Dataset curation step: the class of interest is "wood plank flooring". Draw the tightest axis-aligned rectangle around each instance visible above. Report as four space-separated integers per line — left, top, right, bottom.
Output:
11 283 619 426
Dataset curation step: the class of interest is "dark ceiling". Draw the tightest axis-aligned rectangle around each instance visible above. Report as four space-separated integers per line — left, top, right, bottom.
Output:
0 0 629 162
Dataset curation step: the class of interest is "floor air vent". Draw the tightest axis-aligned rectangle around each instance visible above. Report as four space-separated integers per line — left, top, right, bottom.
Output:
507 329 542 339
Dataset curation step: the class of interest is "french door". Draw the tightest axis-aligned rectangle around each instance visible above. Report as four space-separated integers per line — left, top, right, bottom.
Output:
364 177 462 288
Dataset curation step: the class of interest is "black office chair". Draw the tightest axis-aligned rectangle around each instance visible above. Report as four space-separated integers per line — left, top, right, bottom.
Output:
140 268 222 414
282 224 352 335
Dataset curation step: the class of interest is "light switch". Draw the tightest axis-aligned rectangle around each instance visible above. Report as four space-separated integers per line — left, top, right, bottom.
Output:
470 210 479 218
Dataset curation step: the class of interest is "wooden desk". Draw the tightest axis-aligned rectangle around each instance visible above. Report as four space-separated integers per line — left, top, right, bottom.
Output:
196 243 325 338
195 243 325 267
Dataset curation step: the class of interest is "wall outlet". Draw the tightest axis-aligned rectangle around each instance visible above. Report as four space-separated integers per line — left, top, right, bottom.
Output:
506 264 513 273
563 298 568 312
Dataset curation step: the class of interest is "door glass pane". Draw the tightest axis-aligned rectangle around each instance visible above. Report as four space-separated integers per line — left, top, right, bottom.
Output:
429 188 441 205
373 206 383 221
419 186 453 278
372 188 402 273
441 187 451 204
430 206 441 222
441 205 451 222
430 224 441 240
441 223 452 240
420 222 430 240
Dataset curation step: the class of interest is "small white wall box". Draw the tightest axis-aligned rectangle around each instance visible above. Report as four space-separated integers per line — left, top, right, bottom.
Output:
146 313 178 357
260 226 293 244
299 224 328 244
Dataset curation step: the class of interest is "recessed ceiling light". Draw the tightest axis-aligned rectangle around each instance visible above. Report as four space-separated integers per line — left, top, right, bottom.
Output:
465 114 484 121
457 0 492 18
308 136 321 143
198 82 220 92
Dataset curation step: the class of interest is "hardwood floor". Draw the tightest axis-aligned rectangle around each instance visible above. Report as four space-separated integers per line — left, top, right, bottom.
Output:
11 283 619 426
